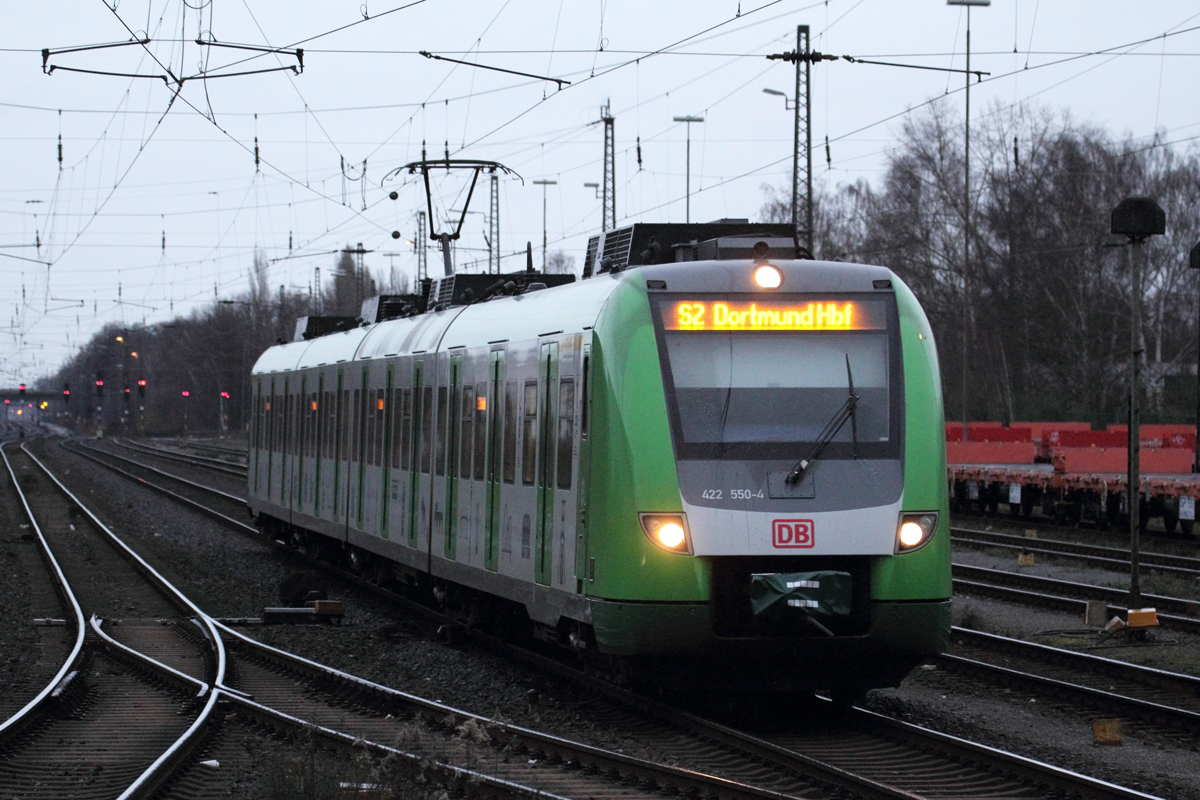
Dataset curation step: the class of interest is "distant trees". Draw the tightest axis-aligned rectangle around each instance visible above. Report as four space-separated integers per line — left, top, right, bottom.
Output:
763 101 1200 426
42 246 389 436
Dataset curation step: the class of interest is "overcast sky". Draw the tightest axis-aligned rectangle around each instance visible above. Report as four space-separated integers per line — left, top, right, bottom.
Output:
3 1 1199 384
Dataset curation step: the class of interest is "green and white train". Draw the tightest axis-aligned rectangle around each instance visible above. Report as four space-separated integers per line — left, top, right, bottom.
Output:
248 223 951 693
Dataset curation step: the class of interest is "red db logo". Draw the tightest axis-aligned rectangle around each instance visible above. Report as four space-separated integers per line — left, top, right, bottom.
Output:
772 519 814 548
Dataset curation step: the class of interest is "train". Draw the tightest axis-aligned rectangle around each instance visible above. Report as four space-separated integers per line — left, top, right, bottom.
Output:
247 221 952 695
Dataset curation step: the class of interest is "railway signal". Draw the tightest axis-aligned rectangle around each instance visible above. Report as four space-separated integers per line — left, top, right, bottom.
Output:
138 379 146 398
1111 196 1166 614
18 383 25 398
63 383 70 404
95 373 104 396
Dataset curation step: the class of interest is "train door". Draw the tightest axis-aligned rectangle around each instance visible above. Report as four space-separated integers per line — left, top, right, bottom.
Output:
574 344 593 592
535 342 559 586
445 354 464 561
379 364 394 539
266 378 276 500
354 366 369 531
280 378 291 509
313 372 324 518
332 368 345 522
295 376 304 513
484 349 505 571
408 359 425 550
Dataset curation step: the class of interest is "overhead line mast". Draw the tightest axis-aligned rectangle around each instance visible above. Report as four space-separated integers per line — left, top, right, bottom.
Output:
600 101 616 232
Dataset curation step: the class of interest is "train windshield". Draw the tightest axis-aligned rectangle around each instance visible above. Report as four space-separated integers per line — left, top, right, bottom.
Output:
654 295 900 460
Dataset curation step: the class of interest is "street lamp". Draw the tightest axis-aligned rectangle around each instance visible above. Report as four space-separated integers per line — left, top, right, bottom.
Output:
762 87 795 110
673 115 704 223
532 179 557 271
1111 196 1166 614
947 0 989 441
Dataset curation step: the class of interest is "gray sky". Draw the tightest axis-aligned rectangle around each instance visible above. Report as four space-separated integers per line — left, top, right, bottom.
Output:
3 1 1199 384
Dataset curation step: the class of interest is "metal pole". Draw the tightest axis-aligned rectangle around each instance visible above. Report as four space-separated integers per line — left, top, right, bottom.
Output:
685 128 691 223
673 116 704 224
1130 240 1143 610
533 179 556 271
962 7 971 442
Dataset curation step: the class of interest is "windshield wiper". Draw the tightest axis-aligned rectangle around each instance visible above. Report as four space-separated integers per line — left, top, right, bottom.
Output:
785 354 859 485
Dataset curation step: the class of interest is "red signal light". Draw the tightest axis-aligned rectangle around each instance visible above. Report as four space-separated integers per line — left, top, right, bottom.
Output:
138 379 146 387
220 391 230 399
182 391 190 397
96 380 104 386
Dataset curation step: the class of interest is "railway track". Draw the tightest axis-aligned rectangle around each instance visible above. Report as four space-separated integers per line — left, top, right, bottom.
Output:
953 563 1200 633
112 438 248 477
952 526 1200 579
50 435 1176 799
938 627 1200 737
0 441 225 798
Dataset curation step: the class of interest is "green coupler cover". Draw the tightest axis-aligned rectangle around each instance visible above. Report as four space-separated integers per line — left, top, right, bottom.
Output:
750 571 852 625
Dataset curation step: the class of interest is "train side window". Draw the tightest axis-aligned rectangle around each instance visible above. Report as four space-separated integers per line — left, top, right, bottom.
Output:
391 388 405 470
351 389 362 463
474 388 487 481
377 389 387 467
420 386 433 474
339 390 349 461
522 380 538 485
580 355 590 439
401 389 413 469
435 386 448 476
557 378 575 489
503 381 517 484
283 394 293 455
459 384 474 479
324 390 334 458
369 388 379 465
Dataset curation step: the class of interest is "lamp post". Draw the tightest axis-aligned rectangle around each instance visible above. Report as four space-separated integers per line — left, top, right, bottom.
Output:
1111 196 1166 613
1190 240 1200 475
673 115 704 223
947 0 989 440
532 179 557 271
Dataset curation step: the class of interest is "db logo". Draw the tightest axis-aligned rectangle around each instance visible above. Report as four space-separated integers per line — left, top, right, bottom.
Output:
772 519 814 549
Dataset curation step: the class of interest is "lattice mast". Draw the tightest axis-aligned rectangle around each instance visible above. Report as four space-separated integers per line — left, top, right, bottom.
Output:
489 174 501 273
794 25 812 256
601 101 616 231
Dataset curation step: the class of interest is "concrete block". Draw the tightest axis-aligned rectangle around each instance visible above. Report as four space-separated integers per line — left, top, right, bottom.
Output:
1084 600 1109 627
1017 552 1035 567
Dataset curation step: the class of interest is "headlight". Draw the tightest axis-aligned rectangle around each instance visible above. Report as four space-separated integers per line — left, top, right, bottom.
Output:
753 264 782 289
896 512 937 553
639 513 692 554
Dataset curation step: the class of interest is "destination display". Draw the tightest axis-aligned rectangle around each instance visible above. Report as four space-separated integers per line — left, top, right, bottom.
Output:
662 299 887 332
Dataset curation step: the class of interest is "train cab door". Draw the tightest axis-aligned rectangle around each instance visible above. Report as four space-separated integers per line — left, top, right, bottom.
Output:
574 344 592 593
484 349 505 571
444 354 464 561
407 360 425 550
535 341 559 586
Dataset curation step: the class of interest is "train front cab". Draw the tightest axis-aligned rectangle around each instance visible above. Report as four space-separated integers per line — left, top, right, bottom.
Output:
581 261 952 692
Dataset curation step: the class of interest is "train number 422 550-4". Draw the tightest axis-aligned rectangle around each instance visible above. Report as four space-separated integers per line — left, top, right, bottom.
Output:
701 489 765 500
